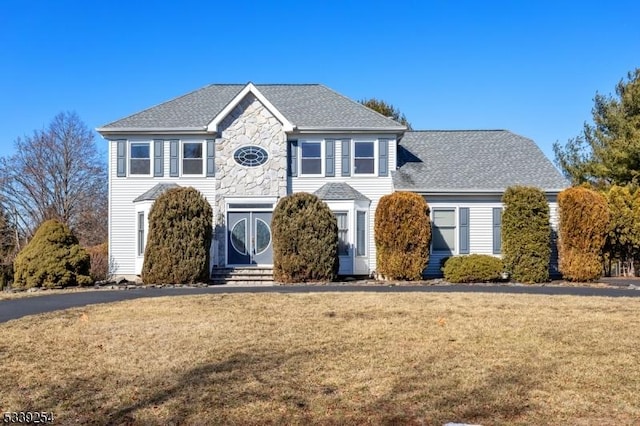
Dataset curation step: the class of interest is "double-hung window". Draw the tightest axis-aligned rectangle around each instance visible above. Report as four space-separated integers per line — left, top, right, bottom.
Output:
335 212 349 256
432 209 456 253
300 141 322 175
137 212 145 256
183 142 203 175
354 141 375 174
356 211 367 256
130 142 151 175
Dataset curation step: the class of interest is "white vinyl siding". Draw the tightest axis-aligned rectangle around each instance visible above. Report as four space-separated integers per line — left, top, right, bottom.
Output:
423 196 561 277
109 137 216 277
290 133 397 274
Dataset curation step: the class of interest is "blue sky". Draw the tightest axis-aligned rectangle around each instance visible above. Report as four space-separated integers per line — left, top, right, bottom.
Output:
1 0 638 163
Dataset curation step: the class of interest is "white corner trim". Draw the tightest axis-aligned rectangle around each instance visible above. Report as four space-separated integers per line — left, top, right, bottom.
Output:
206 83 295 133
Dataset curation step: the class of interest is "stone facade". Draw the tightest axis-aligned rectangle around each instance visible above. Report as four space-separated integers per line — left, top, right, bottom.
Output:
213 94 287 266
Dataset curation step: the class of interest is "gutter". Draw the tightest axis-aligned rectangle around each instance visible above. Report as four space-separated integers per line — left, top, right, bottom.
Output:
96 126 211 136
393 188 567 196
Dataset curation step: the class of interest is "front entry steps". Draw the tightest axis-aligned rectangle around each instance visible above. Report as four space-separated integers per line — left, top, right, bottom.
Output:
210 267 274 286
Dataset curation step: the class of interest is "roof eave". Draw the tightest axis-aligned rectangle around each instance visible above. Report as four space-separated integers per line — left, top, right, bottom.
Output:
394 188 567 196
294 126 407 134
96 127 211 137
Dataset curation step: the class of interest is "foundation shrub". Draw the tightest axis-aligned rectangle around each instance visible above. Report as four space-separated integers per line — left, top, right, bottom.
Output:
558 186 610 281
86 243 109 282
375 191 431 280
272 192 338 283
13 219 91 289
502 186 551 283
142 187 213 284
443 254 505 283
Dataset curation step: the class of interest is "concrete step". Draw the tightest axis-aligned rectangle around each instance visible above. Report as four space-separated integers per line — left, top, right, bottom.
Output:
210 267 274 285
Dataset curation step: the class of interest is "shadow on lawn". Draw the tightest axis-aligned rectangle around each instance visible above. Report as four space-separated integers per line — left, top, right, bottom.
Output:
33 350 557 424
361 359 554 425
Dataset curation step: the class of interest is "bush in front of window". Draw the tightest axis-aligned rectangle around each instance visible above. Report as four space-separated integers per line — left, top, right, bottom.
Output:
558 186 610 281
142 187 213 284
443 254 505 283
374 191 431 280
272 192 338 283
501 186 551 283
13 219 92 289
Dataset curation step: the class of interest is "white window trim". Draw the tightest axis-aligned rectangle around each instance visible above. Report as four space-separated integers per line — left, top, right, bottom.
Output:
299 140 325 177
181 140 206 177
431 207 457 254
352 139 377 176
129 141 153 177
137 211 145 257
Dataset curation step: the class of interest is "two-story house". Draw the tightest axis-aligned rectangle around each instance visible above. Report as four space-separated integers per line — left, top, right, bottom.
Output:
97 83 568 281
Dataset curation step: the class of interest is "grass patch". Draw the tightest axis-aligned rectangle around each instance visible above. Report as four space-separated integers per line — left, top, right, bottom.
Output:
0 293 639 424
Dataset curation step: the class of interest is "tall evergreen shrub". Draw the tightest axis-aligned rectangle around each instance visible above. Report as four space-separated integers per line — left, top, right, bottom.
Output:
558 186 610 281
502 186 551 283
374 191 431 280
142 187 213 284
272 192 338 283
13 219 91 288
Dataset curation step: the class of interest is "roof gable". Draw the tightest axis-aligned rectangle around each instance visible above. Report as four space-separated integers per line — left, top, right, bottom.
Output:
207 83 294 133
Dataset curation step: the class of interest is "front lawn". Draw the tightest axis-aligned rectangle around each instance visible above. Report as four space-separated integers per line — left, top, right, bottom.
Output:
1 293 639 424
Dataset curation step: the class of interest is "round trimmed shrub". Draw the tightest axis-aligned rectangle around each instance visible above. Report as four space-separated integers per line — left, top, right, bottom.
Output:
502 186 551 283
558 187 610 281
374 191 431 280
13 219 91 289
142 187 213 284
443 254 505 283
272 192 338 283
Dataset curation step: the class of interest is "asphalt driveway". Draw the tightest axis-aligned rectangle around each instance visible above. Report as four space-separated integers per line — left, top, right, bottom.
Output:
1 284 639 324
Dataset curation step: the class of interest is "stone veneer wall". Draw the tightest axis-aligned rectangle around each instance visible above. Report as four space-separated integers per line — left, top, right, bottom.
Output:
213 94 287 266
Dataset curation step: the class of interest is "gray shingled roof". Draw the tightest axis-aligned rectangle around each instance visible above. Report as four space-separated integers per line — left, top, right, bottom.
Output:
314 183 370 201
133 183 180 203
393 131 569 192
100 84 405 131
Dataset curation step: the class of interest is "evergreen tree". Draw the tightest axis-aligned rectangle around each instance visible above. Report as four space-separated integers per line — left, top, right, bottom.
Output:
554 69 640 185
360 98 412 129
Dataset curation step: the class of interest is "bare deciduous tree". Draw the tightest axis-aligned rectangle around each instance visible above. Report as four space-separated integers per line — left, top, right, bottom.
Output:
0 112 107 246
